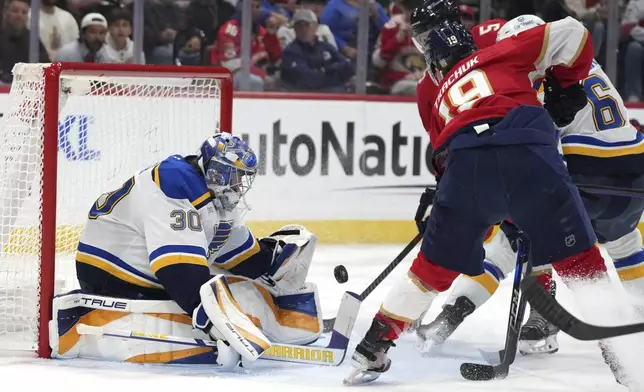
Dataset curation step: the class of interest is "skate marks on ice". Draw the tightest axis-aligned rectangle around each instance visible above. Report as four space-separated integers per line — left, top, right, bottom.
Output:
0 245 632 392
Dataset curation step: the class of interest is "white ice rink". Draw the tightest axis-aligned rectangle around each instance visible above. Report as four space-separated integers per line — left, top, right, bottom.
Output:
1 244 643 392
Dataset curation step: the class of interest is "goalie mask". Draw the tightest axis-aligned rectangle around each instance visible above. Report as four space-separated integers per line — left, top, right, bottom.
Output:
198 133 258 211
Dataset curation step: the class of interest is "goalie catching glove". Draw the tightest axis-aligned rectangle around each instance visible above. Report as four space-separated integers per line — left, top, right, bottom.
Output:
543 74 588 128
257 225 318 295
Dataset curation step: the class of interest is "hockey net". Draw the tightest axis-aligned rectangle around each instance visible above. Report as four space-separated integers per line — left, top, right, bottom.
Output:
0 63 233 357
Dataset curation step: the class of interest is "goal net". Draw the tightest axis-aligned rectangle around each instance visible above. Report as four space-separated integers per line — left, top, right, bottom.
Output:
0 63 232 357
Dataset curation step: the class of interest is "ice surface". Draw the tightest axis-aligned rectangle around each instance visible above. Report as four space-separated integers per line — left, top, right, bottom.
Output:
1 245 641 392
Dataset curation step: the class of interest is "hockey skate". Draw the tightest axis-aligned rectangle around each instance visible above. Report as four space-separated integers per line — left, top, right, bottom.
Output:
416 296 475 353
519 281 559 355
343 318 396 385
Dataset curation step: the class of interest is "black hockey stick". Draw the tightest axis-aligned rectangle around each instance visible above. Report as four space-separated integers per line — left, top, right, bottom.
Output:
520 276 644 340
322 234 422 333
576 184 644 199
460 222 532 381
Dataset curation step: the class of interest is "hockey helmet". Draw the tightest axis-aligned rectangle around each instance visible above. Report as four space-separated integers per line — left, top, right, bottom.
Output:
496 14 545 42
411 0 476 75
198 133 258 211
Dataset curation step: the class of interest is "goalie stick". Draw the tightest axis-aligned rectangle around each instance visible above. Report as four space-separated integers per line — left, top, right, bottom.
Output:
520 276 644 341
322 234 422 333
460 222 533 381
76 291 361 367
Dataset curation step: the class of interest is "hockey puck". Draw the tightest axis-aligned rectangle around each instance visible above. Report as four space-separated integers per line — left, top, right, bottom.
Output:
334 265 349 284
459 363 495 381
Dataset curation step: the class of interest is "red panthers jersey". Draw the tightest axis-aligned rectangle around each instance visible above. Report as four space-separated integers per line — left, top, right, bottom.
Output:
418 17 593 154
471 19 507 49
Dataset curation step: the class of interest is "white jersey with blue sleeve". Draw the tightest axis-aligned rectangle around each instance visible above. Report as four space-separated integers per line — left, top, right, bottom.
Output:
75 155 272 314
560 60 644 175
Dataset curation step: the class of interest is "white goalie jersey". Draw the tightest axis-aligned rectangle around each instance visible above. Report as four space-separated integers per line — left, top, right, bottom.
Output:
75 154 267 314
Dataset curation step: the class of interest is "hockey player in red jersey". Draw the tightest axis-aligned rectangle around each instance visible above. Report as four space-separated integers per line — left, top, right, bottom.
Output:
344 0 611 385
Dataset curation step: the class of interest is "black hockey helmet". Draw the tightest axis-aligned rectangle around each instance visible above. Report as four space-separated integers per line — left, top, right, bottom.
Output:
411 0 477 75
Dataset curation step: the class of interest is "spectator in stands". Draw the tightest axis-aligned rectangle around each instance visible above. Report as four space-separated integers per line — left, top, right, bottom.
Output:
55 12 108 62
144 0 182 64
186 0 226 47
320 0 389 61
173 28 207 65
459 4 476 31
281 9 353 92
0 0 50 84
623 0 644 101
277 0 336 49
371 0 422 95
259 0 290 26
565 0 606 57
30 0 80 60
103 8 143 63
211 0 282 91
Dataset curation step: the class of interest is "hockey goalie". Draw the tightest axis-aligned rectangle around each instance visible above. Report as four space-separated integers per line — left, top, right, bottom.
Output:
51 133 323 366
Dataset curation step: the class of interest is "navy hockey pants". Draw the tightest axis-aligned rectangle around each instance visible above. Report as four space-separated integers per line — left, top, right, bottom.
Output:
421 143 597 277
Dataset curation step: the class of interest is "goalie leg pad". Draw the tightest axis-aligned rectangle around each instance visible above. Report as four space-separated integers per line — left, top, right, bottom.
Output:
51 290 217 364
195 274 271 362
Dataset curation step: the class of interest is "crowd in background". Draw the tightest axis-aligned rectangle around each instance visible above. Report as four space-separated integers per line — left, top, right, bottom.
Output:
0 0 643 101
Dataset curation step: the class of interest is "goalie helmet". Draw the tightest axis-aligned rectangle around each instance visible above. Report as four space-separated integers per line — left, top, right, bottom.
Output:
197 133 258 211
496 14 545 42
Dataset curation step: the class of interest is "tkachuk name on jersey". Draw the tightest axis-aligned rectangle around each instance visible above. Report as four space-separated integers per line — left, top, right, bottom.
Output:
263 344 335 363
434 56 480 110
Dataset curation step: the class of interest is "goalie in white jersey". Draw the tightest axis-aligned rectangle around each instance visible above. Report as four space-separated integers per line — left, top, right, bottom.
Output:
51 133 324 366
416 14 644 386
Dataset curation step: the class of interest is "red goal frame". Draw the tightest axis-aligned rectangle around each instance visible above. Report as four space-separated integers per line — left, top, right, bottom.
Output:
38 62 233 358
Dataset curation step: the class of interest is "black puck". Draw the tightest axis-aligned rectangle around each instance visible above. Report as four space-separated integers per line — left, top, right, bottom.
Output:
459 363 495 381
334 265 349 284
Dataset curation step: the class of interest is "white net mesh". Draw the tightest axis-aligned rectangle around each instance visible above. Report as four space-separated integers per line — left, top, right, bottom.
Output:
0 63 226 354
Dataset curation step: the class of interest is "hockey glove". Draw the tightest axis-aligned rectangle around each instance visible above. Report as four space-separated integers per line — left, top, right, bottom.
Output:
414 187 437 235
543 75 588 128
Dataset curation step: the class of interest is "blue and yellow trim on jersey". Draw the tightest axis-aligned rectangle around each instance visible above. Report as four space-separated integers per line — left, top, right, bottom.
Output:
213 229 261 270
149 244 208 274
76 242 163 289
465 260 504 295
562 133 644 158
614 250 644 282
151 155 213 210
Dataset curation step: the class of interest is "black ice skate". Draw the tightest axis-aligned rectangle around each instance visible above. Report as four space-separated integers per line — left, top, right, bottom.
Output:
343 318 396 385
416 296 475 353
519 281 559 355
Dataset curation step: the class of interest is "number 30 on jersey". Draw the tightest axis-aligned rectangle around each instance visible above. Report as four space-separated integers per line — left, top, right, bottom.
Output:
438 70 494 124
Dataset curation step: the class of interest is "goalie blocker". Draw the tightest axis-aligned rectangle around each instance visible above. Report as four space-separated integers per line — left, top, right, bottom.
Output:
51 227 325 365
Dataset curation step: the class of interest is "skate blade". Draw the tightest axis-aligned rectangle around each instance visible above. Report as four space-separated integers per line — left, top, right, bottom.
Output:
343 367 381 385
416 334 445 355
518 337 558 356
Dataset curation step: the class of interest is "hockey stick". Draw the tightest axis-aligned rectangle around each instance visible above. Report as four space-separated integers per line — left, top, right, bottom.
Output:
322 234 423 333
460 222 533 381
77 291 361 366
577 184 644 199
520 276 644 340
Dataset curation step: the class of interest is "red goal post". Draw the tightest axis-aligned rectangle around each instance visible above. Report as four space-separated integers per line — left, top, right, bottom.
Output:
0 62 233 358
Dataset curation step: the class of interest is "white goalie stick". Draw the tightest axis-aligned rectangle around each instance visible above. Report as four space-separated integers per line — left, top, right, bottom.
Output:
76 291 361 366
